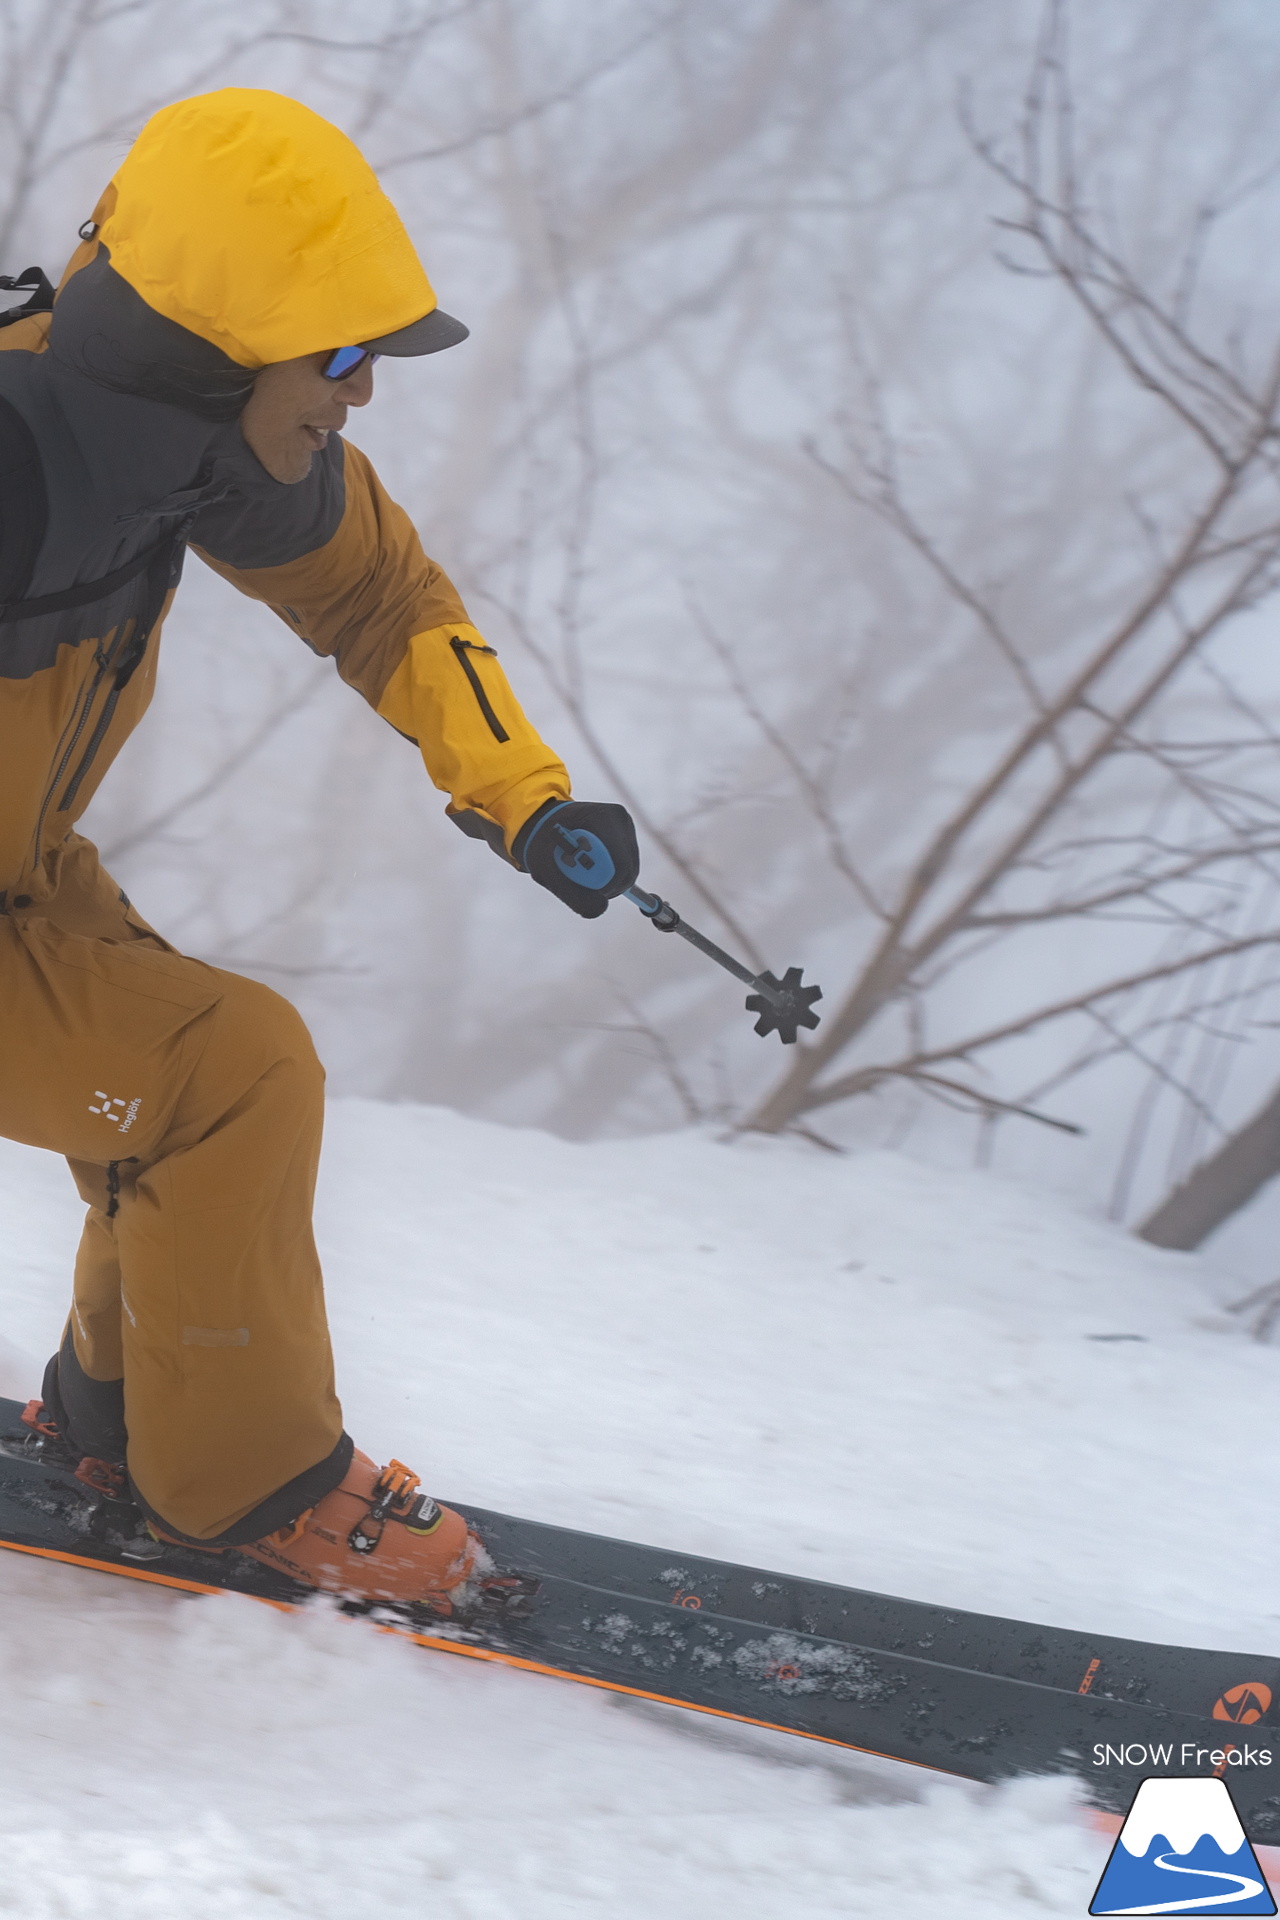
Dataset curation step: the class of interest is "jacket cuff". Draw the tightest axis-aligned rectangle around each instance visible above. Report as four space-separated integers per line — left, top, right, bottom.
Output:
509 797 565 871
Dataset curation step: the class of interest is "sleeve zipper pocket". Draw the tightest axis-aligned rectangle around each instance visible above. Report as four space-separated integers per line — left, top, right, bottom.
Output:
449 635 510 743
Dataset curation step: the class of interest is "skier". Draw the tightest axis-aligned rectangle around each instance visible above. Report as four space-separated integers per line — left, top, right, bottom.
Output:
0 89 638 1611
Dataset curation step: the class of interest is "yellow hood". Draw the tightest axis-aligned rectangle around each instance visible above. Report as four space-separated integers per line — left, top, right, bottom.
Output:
97 89 436 368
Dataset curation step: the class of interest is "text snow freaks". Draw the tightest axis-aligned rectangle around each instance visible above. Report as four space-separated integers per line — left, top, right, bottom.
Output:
1093 1744 1273 1769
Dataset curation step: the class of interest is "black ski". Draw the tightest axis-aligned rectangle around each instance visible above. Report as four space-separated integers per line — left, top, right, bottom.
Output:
457 1503 1280 1723
0 1397 1276 1839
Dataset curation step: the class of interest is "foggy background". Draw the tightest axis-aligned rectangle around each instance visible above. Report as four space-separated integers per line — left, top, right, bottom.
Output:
10 0 1280 1282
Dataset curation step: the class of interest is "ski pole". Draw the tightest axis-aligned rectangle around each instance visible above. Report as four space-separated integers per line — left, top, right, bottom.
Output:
625 886 822 1044
515 803 823 1044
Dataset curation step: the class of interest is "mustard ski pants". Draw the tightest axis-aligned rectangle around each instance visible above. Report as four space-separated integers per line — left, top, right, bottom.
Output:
0 835 346 1540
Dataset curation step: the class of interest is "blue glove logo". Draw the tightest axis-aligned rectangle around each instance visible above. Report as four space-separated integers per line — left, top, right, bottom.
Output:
552 823 616 890
518 800 636 916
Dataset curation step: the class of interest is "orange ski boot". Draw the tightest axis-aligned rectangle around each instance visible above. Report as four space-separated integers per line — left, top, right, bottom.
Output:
238 1452 482 1614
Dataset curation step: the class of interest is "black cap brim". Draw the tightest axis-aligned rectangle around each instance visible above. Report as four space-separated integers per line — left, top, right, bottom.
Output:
359 307 469 356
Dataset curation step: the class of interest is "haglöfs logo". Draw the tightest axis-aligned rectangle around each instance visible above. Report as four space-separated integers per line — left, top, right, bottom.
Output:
87 1091 141 1133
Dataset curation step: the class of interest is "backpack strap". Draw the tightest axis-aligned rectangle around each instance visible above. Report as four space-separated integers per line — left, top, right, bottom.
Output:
0 532 175 623
0 268 55 331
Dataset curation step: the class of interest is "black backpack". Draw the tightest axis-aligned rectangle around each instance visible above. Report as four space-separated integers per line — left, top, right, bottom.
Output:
0 268 53 604
0 266 187 647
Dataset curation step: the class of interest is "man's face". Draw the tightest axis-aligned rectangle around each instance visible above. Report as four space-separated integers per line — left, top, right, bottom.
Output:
240 350 376 484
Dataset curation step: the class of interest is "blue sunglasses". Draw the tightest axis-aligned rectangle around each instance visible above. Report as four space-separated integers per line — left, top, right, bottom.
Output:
322 346 381 381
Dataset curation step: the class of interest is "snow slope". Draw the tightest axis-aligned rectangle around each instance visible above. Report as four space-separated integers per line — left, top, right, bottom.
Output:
0 1099 1272 1918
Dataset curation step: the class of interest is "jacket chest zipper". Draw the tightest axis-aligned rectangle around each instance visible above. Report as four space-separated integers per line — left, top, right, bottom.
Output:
56 598 161 813
31 640 116 856
24 517 190 865
449 635 510 743
58 666 130 810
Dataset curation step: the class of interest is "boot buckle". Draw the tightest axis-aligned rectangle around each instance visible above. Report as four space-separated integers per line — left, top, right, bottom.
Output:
20 1400 59 1440
348 1514 383 1555
73 1456 128 1500
348 1459 425 1555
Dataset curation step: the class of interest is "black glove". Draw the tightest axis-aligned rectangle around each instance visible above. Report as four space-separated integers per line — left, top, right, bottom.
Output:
513 799 640 919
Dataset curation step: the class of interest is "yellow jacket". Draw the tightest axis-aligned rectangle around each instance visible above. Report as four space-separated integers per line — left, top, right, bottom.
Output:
0 90 568 903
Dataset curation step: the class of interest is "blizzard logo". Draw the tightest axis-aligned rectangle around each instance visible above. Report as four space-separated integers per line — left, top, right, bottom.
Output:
1090 1776 1275 1914
1216 1683 1274 1725
87 1092 141 1133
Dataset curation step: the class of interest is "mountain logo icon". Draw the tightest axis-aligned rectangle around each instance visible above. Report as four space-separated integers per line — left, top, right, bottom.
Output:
1214 1683 1273 1725
1090 1776 1275 1915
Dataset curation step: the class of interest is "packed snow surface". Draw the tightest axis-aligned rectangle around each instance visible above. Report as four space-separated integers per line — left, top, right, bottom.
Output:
0 1099 1273 1917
